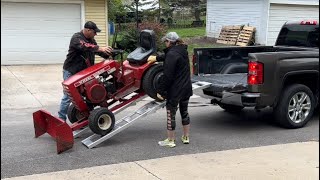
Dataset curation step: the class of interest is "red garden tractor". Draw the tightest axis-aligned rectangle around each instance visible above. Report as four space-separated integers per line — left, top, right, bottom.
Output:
33 30 164 153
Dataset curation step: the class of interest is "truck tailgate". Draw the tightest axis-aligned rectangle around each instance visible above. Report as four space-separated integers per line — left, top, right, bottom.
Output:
192 73 248 95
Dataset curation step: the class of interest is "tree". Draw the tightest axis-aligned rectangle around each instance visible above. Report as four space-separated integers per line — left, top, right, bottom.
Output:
150 0 172 22
108 0 127 22
164 0 206 21
121 0 155 29
124 0 154 11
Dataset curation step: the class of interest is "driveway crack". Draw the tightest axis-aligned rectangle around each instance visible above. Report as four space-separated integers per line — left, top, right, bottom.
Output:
134 161 162 180
6 66 44 107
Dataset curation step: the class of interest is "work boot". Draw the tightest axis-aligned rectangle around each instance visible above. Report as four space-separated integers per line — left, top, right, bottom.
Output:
181 136 190 144
158 138 176 148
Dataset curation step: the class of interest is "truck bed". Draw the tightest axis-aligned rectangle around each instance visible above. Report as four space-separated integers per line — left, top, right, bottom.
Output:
192 73 248 96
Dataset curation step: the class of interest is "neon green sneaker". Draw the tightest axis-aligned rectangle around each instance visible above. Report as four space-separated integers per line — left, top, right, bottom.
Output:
158 138 176 148
181 136 190 144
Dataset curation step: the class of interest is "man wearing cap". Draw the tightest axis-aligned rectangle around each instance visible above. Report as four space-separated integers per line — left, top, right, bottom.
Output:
58 21 113 121
148 32 193 148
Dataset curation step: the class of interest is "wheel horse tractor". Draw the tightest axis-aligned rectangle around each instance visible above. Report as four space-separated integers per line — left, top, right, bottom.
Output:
33 30 164 153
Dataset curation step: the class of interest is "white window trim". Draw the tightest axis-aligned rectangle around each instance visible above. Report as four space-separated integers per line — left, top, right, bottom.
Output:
269 0 319 5
264 0 271 45
1 0 85 28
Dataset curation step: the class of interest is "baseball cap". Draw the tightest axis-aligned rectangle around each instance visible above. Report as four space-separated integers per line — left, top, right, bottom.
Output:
84 21 101 33
162 32 180 42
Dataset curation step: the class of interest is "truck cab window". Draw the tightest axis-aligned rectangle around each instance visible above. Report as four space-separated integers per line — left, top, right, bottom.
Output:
307 27 319 48
276 25 319 48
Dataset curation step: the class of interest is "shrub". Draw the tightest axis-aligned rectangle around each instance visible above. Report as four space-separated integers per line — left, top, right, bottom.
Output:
116 22 168 53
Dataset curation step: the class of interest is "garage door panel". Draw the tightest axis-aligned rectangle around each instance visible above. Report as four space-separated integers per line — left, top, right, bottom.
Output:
2 3 80 19
1 19 80 34
2 19 80 31
3 51 66 64
267 4 319 45
1 2 81 65
4 36 71 49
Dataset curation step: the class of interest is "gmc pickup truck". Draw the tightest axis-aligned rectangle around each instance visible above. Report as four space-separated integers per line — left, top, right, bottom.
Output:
192 20 319 128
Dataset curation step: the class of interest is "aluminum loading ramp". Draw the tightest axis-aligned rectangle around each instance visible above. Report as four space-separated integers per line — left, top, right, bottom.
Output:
81 81 212 149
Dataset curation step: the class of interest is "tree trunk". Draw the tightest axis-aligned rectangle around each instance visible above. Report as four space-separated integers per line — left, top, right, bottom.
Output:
195 9 201 21
194 0 201 21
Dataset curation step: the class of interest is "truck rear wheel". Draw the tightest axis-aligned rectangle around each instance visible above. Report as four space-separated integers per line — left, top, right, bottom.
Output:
218 103 244 112
274 84 315 128
89 108 115 136
142 64 164 101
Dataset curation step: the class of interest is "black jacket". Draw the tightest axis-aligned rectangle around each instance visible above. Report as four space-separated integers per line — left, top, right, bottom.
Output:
63 31 109 75
157 44 193 100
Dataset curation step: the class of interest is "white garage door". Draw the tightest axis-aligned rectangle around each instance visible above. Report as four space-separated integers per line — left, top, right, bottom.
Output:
1 2 81 65
267 4 319 45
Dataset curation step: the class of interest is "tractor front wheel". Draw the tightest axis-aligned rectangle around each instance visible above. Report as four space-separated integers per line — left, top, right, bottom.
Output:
88 107 115 136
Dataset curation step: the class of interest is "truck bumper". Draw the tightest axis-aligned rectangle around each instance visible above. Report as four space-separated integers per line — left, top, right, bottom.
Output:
212 92 261 107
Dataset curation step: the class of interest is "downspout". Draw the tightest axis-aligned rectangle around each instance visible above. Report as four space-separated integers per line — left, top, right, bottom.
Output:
105 0 109 46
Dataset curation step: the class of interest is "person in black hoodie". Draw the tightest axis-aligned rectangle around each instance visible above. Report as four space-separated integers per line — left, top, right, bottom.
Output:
58 21 113 121
148 32 193 148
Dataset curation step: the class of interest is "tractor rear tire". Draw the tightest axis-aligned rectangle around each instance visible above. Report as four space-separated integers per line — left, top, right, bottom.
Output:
67 104 86 124
88 107 115 136
142 64 164 101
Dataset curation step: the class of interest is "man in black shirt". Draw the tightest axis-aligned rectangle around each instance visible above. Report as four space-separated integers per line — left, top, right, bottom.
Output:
58 21 113 121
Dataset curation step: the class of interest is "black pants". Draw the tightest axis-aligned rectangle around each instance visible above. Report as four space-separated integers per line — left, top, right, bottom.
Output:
166 97 190 131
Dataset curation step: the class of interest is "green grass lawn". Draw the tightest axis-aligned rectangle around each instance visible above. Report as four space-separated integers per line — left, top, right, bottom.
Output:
167 27 206 38
187 43 224 56
168 27 212 55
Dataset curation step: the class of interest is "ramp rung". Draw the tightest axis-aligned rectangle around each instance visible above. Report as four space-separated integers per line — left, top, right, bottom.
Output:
73 127 89 138
192 81 212 89
116 120 129 127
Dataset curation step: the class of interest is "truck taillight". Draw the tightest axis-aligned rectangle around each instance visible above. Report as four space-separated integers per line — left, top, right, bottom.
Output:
301 20 318 25
248 61 263 85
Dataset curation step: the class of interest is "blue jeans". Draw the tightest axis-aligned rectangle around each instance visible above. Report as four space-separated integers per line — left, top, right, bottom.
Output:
58 70 73 121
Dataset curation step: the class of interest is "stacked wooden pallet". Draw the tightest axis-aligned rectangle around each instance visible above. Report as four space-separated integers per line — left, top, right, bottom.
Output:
216 26 242 45
236 26 256 46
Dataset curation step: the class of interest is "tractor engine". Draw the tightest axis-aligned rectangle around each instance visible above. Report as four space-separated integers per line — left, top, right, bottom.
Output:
84 78 106 104
82 73 117 105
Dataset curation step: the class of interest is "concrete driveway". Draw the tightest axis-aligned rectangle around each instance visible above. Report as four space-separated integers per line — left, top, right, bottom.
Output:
1 65 63 109
1 64 319 179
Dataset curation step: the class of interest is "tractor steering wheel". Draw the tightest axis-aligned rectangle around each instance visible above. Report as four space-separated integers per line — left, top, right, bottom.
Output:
111 49 124 60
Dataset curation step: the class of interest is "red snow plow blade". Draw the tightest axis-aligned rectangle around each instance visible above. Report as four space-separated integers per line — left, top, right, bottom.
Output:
33 110 74 154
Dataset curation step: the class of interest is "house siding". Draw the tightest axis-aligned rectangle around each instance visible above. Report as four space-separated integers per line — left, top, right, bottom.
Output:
85 0 108 62
206 0 266 44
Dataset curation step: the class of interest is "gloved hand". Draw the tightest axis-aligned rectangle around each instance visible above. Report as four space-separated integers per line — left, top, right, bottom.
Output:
157 93 165 101
147 55 157 64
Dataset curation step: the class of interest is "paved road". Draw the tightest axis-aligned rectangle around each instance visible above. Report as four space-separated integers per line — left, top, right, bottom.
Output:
1 98 319 178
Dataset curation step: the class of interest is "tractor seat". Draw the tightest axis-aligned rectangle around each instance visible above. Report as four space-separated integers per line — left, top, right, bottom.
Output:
127 30 157 65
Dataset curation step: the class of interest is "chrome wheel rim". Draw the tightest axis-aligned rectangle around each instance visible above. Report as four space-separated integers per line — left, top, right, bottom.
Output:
288 92 311 124
98 114 112 130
